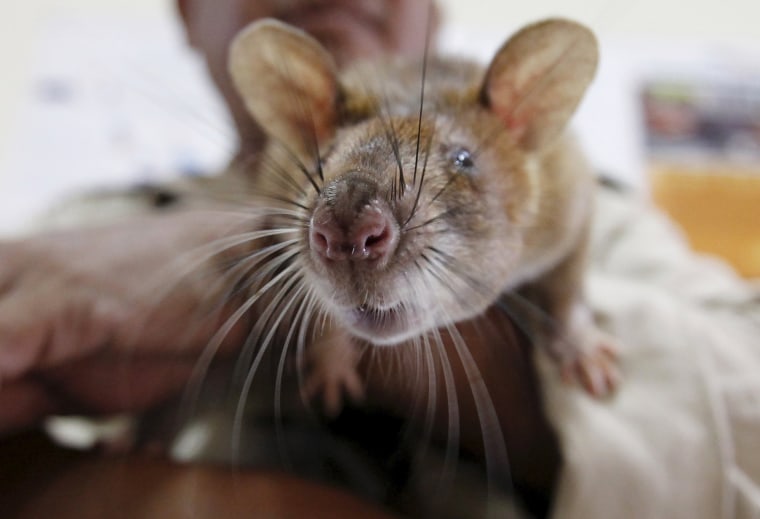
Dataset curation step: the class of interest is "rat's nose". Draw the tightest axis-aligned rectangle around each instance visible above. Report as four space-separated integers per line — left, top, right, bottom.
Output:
310 201 398 263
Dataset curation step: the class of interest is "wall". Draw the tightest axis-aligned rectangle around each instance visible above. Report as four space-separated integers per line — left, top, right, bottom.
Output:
437 0 760 44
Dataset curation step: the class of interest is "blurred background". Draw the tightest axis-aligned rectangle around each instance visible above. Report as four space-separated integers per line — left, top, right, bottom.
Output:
1 0 759 275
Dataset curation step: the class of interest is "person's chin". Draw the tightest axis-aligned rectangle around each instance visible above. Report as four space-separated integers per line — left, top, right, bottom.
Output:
283 8 386 63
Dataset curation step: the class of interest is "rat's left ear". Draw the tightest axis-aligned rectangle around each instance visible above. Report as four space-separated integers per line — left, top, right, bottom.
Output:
482 19 598 151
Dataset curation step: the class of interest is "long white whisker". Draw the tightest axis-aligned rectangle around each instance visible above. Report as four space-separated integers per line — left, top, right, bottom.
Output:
442 320 517 516
295 292 324 393
231 252 304 383
272 284 316 467
274 284 315 426
231 271 307 459
428 327 460 494
177 258 300 422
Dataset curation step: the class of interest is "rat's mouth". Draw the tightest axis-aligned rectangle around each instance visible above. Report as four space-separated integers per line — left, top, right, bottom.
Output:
344 302 420 345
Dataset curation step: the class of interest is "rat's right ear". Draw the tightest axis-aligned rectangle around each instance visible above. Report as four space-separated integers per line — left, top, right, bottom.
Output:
228 19 340 155
482 19 598 151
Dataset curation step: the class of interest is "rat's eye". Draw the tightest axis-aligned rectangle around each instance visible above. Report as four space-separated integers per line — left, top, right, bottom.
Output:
452 148 474 170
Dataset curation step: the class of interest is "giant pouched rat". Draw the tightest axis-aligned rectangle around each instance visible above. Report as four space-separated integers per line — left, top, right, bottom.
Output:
218 16 619 419
29 15 619 517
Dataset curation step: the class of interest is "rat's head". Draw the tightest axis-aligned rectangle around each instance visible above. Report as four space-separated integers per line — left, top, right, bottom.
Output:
229 18 597 345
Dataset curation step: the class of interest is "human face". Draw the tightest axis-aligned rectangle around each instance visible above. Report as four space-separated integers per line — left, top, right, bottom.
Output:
177 0 439 150
257 0 436 64
179 0 436 64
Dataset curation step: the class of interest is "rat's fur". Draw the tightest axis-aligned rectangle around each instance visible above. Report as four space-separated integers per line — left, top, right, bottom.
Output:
37 17 618 518
221 18 617 408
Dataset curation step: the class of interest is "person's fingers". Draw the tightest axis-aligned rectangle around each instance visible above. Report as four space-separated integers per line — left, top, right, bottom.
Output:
0 211 258 429
0 287 118 382
0 380 56 434
41 356 199 415
0 354 205 434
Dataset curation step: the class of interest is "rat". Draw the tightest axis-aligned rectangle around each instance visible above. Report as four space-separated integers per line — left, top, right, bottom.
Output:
25 16 615 516
220 17 619 418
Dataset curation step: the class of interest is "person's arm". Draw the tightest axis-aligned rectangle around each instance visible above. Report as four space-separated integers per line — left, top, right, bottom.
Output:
0 210 251 434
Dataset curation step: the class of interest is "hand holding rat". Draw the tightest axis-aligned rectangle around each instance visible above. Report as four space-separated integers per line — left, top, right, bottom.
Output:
0 211 252 434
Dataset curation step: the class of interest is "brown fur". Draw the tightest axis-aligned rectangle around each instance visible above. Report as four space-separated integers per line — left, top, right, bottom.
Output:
227 18 605 350
212 19 619 459
157 17 622 517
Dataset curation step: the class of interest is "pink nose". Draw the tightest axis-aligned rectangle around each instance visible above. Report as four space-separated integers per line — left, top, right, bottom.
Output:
310 202 398 262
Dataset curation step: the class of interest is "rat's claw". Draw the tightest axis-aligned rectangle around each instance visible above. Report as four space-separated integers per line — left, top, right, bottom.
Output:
303 362 365 417
302 332 364 417
561 332 622 398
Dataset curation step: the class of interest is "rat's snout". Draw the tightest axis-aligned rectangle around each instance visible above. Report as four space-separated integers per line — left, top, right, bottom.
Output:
310 200 399 263
309 171 400 265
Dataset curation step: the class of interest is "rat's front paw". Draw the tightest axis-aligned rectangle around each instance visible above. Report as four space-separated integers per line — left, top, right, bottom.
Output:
302 334 364 417
559 328 621 398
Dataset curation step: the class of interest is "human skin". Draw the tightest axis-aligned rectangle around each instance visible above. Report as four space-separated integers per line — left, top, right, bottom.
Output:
0 211 253 434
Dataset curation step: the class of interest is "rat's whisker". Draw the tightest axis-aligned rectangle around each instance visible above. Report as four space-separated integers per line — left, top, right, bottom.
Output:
230 253 304 384
177 259 300 424
230 271 308 460
442 320 517 516
429 327 460 494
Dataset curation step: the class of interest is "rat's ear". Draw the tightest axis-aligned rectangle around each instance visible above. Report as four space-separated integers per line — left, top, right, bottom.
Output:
482 19 598 151
228 19 340 154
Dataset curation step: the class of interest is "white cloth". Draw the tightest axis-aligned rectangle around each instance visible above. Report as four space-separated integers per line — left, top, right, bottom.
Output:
541 187 760 519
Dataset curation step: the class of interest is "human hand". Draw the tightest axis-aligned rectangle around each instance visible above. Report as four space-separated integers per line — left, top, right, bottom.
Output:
0 210 252 434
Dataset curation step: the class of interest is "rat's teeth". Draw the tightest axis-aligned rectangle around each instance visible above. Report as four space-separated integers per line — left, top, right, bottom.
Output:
357 304 368 313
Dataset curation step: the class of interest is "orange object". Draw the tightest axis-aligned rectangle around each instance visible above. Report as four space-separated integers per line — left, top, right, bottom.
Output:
649 164 760 278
